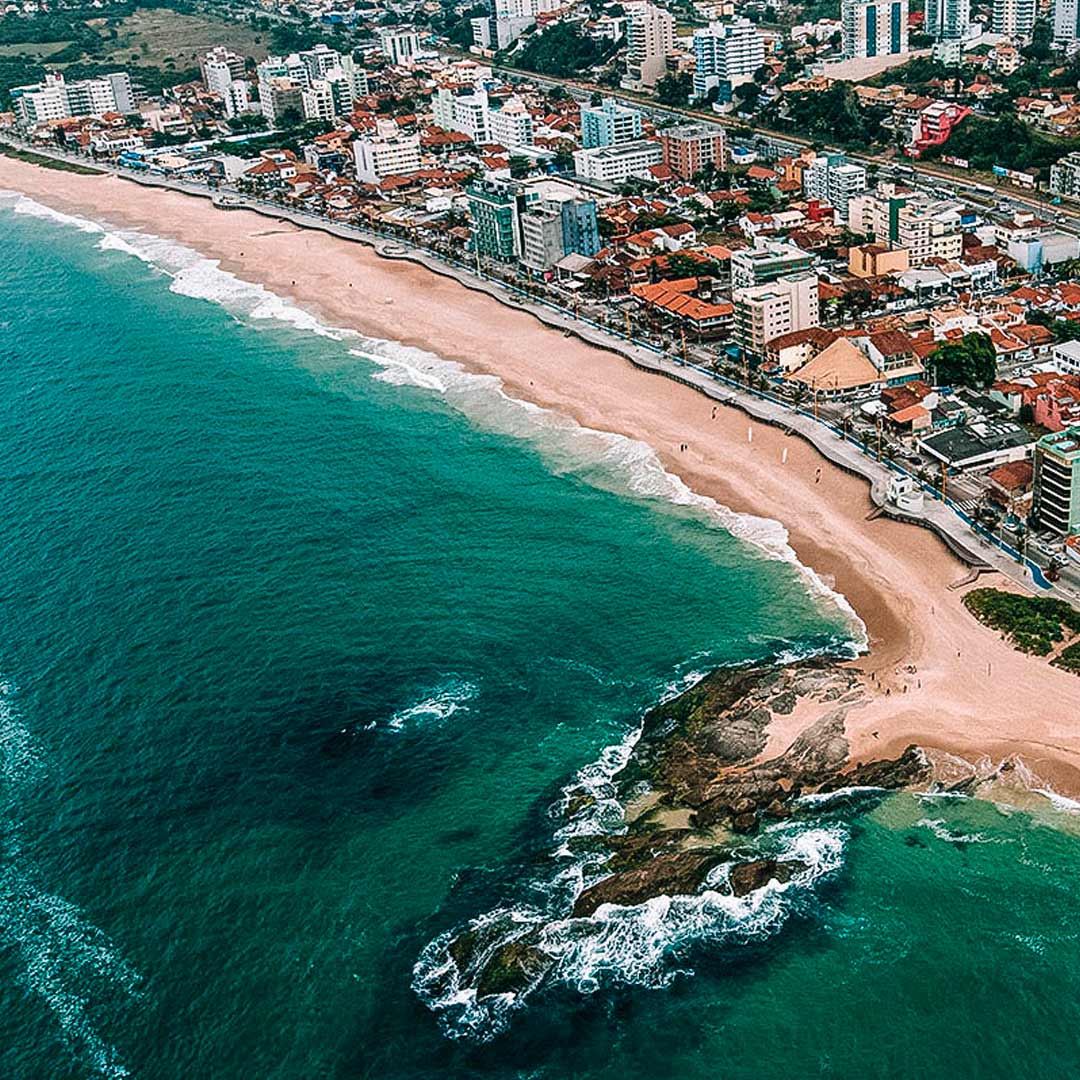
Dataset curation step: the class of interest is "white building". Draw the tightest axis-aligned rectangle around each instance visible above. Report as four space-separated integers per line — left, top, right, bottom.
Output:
472 14 534 50
841 0 909 58
692 19 766 98
301 79 337 123
993 0 1035 36
926 0 970 38
733 273 821 356
12 71 132 125
200 47 246 86
621 2 676 90
1051 151 1080 198
378 26 421 66
572 139 664 183
353 120 422 182
495 0 561 16
802 154 867 222
222 79 251 119
299 43 342 82
489 97 534 150
433 86 492 144
1055 0 1080 42
204 56 251 118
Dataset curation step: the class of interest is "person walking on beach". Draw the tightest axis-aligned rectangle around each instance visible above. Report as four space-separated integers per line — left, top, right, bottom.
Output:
815 467 822 484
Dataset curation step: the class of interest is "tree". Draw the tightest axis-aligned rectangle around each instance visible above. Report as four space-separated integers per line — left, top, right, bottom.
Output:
278 106 302 129
656 72 692 106
512 23 612 77
1022 18 1053 61
735 80 762 110
929 332 997 389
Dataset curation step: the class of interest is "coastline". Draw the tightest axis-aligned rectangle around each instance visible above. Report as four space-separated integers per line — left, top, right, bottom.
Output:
3 157 1080 793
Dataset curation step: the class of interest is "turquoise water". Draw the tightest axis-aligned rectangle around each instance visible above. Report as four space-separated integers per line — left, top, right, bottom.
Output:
3 194 1080 1079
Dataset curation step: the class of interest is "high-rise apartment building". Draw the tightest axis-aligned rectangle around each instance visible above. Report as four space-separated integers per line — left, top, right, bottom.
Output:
733 273 821 357
692 19 766 98
1032 427 1080 535
841 0 909 58
993 0 1035 36
581 98 644 148
1055 0 1080 42
659 123 727 180
379 27 421 66
926 0 970 37
12 71 134 125
802 154 867 222
621 2 676 90
353 120 422 182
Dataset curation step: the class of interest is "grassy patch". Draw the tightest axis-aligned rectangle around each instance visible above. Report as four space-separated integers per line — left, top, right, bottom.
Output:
0 142 104 175
962 587 1080 657
0 41 74 58
94 8 268 70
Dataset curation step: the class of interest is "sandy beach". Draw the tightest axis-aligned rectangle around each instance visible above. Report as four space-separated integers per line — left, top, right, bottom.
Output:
4 156 1079 790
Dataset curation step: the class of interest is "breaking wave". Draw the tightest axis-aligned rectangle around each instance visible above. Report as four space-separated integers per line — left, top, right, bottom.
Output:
388 678 479 730
0 679 141 1078
412 813 845 1043
0 189 865 646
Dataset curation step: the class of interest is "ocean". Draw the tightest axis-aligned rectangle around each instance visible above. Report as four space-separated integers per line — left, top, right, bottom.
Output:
3 191 1080 1080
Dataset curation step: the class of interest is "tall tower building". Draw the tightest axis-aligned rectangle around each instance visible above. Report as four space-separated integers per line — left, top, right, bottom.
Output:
993 0 1036 37
621 2 676 90
841 0 909 58
926 0 970 38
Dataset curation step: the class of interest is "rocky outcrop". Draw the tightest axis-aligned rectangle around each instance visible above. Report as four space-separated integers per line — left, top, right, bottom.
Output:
725 858 808 898
573 850 725 917
446 658 931 1006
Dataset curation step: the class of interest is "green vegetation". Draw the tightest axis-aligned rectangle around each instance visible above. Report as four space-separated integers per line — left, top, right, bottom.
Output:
1053 640 1080 674
929 332 997 390
428 0 489 47
923 113 1080 174
509 22 617 77
963 588 1080 657
656 71 692 106
1028 309 1080 342
0 140 103 174
765 82 887 149
0 3 268 106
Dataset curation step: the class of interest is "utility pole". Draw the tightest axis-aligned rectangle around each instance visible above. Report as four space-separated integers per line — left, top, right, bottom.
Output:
940 461 947 502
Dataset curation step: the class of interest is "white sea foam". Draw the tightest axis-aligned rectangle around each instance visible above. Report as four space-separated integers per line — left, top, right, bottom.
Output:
0 679 140 1078
414 673 848 1043
388 678 479 730
0 189 866 644
915 817 1008 845
1035 788 1080 813
797 786 888 807
413 820 846 1042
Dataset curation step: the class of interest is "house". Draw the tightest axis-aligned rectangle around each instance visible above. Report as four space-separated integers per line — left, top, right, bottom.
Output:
785 337 884 398
629 277 733 338
987 458 1034 515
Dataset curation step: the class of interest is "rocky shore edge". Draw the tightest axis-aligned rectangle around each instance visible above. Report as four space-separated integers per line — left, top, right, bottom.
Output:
437 658 932 1007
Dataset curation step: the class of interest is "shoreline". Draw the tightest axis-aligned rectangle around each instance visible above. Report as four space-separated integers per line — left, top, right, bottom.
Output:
3 156 1080 793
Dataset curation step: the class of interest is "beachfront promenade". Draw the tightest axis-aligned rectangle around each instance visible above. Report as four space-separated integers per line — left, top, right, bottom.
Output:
8 138 1079 609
